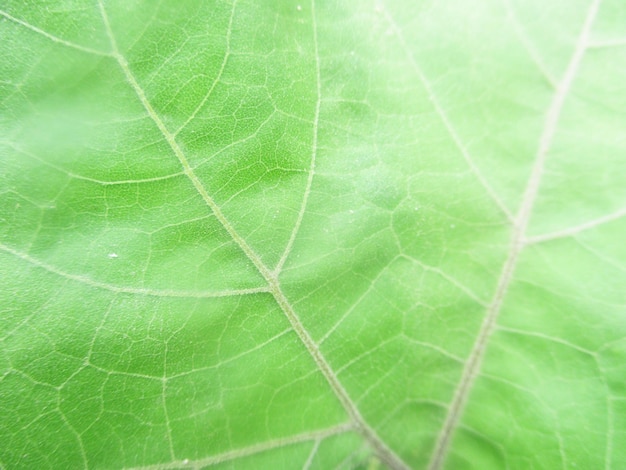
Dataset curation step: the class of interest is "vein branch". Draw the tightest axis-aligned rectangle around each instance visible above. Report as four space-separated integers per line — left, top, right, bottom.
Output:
501 0 557 88
525 206 626 245
0 9 111 57
173 0 237 137
0 242 268 299
274 0 321 275
427 1 601 468
125 422 354 470
380 3 515 223
10 142 185 186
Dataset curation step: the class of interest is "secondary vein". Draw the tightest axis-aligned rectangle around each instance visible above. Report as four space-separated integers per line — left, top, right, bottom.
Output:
380 3 515 224
0 9 111 57
124 422 354 470
0 242 267 299
274 0 321 275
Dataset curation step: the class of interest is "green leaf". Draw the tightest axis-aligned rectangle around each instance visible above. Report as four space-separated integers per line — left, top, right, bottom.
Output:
1 0 625 468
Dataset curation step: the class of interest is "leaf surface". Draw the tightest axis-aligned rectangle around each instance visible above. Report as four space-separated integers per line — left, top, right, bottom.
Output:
1 0 625 469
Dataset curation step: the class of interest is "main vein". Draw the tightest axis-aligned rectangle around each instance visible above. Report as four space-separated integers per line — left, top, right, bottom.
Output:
98 1 408 468
427 1 601 468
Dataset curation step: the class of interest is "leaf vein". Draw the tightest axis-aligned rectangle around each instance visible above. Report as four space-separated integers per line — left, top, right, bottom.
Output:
173 0 237 137
0 9 111 57
0 242 268 299
427 1 602 467
274 0 321 275
525 206 626 245
502 0 558 87
380 3 515 223
124 422 354 470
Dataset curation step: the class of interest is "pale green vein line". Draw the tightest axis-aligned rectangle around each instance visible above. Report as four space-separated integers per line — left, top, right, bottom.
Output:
174 0 236 137
9 369 58 389
274 0 321 275
607 395 615 469
0 9 111 57
57 170 185 187
477 372 538 397
192 110 277 173
0 242 269 299
148 215 214 235
576 240 626 275
525 207 626 245
502 0 557 88
161 375 175 460
99 1 409 467
57 407 88 468
125 422 354 470
538 425 564 459
427 1 601 468
380 3 515 224
335 443 369 470
402 336 465 364
403 254 488 306
86 300 115 366
318 264 390 346
168 328 292 380
456 424 510 467
496 326 596 356
9 143 185 186
303 439 321 470
334 337 396 376
87 363 163 381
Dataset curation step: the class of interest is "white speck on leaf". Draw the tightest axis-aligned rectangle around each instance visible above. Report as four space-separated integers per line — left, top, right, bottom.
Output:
108 253 118 259
296 5 302 10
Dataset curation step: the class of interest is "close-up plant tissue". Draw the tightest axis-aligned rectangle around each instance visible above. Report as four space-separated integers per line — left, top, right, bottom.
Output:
1 0 625 468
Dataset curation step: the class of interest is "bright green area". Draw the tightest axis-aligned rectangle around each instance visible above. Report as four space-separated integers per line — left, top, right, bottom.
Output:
1 0 625 469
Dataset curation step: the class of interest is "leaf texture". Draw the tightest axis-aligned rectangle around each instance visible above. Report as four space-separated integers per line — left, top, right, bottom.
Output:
1 0 625 469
